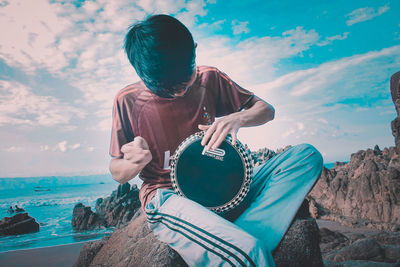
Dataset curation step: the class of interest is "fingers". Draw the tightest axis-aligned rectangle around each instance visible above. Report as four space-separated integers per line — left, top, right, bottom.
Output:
198 124 210 130
201 123 217 146
231 131 237 146
134 136 149 150
209 128 229 150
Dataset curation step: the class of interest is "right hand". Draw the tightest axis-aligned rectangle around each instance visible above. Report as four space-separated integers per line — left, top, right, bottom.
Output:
121 136 152 167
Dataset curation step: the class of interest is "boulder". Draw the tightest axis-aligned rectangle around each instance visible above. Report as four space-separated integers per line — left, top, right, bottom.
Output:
0 212 39 236
272 218 323 267
72 183 141 230
74 209 323 267
390 71 400 148
72 203 105 230
308 145 400 231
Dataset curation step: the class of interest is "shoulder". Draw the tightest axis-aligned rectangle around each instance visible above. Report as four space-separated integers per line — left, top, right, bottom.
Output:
115 81 142 102
197 65 225 85
114 81 154 106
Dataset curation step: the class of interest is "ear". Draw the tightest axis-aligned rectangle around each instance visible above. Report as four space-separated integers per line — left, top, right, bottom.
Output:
194 42 198 48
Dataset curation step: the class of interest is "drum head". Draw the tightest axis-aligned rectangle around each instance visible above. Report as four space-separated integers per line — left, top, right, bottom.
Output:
170 131 252 212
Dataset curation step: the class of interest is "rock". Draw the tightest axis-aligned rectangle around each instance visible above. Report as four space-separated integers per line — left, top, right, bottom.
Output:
323 259 397 267
319 228 349 254
308 147 400 231
73 236 110 267
391 71 400 148
325 238 385 263
74 208 323 267
273 218 323 267
0 212 39 236
72 203 105 230
72 183 141 230
74 210 187 267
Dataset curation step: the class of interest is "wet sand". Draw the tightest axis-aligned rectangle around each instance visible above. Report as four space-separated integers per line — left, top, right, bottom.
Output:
0 241 87 267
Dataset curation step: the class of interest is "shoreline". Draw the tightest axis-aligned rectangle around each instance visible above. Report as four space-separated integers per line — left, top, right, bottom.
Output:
0 241 90 267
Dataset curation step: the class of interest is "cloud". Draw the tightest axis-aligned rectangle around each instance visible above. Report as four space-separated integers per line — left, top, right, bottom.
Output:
259 45 400 97
43 141 81 153
196 26 320 85
346 4 390 26
5 146 24 152
0 80 85 127
232 20 250 35
0 0 70 72
317 32 349 46
56 141 68 152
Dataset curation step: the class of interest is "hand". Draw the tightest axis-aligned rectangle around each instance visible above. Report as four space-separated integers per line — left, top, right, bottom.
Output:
198 114 242 151
121 136 152 167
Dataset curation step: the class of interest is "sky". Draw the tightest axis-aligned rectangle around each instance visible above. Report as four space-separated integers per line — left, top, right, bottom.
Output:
0 0 399 177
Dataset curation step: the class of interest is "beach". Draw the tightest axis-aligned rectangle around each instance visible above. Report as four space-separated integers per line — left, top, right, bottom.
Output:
0 241 87 267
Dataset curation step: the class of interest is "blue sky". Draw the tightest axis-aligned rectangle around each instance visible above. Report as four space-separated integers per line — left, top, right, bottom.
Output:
0 0 399 177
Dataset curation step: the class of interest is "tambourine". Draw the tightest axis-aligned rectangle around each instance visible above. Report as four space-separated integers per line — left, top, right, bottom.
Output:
170 131 253 213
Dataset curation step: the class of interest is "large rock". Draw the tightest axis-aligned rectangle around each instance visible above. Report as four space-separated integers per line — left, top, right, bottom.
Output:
308 145 400 231
391 72 400 149
0 212 39 236
72 203 105 230
72 183 141 230
319 228 400 265
73 210 187 267
272 218 323 267
74 208 323 267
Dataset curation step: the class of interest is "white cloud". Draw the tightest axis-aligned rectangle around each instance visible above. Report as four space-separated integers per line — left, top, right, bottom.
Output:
282 128 295 138
56 141 68 153
196 26 320 85
317 32 349 46
346 4 390 26
232 20 250 35
70 143 81 150
0 81 85 127
0 0 70 72
297 122 305 130
5 146 24 152
259 45 400 97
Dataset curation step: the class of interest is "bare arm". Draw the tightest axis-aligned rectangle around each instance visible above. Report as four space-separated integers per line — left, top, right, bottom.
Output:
109 137 152 184
199 95 275 150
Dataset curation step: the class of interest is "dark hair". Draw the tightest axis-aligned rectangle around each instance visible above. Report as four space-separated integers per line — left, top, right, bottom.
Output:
124 14 196 98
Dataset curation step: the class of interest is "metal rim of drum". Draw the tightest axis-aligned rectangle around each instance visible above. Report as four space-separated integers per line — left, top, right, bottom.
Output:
170 131 253 213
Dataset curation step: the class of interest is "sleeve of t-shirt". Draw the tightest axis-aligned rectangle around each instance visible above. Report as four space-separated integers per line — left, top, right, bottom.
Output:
109 95 135 158
215 69 255 117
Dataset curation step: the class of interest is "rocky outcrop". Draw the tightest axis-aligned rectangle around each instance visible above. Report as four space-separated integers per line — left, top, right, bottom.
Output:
72 183 141 230
72 203 105 230
73 210 187 267
74 203 323 267
308 145 400 231
0 212 39 236
391 71 400 149
320 228 400 266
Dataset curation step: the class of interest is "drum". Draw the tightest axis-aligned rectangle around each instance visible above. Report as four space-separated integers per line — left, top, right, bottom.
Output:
170 131 253 213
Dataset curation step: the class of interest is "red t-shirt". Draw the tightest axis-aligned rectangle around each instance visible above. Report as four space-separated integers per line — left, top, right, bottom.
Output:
109 66 254 210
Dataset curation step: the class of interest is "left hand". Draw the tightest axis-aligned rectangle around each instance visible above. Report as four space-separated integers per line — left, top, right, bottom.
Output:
198 114 242 151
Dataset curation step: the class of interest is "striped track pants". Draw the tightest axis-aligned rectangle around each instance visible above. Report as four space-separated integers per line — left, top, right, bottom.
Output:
145 143 323 266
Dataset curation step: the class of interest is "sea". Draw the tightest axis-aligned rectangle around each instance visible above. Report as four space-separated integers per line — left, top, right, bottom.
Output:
0 174 138 253
0 163 335 253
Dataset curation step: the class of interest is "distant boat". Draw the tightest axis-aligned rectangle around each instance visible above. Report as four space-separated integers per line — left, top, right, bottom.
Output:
99 182 105 184
34 186 51 192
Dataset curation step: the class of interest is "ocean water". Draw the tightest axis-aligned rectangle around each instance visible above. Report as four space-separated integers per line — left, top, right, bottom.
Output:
0 174 123 253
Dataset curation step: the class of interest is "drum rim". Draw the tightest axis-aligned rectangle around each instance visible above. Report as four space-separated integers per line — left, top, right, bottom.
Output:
170 131 253 213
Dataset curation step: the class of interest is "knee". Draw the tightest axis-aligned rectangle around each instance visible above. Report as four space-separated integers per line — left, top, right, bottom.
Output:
246 237 268 265
293 143 323 170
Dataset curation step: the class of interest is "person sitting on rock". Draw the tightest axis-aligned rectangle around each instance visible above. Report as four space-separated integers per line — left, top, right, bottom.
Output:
109 14 323 266
14 205 25 213
7 206 14 214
